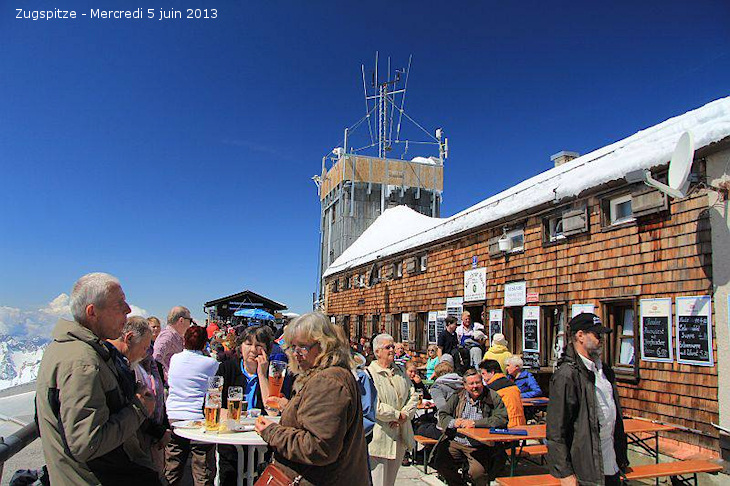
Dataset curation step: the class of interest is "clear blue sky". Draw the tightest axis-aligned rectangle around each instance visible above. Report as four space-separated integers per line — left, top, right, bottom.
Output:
1 0 728 331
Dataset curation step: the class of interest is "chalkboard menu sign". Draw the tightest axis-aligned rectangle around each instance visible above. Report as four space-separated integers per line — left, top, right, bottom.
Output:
400 314 410 342
522 306 540 352
436 311 447 340
522 351 540 370
488 309 502 342
640 298 672 363
427 312 437 344
676 296 713 367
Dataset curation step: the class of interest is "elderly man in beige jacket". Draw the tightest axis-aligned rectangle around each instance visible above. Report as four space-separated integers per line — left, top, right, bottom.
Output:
367 333 419 486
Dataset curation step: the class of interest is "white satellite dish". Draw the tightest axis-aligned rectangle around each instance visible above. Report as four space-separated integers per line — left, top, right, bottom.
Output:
644 131 694 199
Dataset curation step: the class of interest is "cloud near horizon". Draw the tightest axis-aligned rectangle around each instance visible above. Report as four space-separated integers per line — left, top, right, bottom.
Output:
0 294 148 338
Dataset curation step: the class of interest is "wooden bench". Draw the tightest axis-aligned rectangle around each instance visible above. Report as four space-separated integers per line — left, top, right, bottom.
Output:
495 459 723 486
414 435 439 474
516 444 548 466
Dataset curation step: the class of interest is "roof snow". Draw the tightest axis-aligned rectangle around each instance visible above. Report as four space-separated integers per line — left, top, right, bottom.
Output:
324 96 730 278
411 156 441 165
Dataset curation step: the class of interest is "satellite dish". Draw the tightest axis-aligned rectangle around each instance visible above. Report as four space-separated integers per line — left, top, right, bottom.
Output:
668 131 694 192
644 131 695 199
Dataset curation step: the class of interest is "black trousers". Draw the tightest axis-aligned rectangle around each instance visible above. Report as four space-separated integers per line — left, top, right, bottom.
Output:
605 473 622 486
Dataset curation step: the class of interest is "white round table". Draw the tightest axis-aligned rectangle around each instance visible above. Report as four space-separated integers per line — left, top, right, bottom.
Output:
173 425 268 486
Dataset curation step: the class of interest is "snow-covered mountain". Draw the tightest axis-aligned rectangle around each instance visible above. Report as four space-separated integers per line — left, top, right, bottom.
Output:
0 335 48 391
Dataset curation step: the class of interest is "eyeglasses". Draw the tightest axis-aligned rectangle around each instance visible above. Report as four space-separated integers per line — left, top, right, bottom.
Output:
185 316 198 326
290 343 317 355
381 344 395 350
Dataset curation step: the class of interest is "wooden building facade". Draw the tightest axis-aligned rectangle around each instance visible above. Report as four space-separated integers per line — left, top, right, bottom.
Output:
322 98 730 454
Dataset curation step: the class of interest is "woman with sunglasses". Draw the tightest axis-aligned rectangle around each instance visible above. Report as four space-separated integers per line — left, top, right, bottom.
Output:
254 312 369 485
367 334 419 486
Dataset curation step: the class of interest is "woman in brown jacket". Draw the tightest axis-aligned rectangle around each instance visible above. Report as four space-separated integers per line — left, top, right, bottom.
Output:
255 312 369 485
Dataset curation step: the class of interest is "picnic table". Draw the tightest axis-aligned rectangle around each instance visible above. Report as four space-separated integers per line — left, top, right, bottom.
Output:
457 418 677 476
173 420 268 486
521 397 549 408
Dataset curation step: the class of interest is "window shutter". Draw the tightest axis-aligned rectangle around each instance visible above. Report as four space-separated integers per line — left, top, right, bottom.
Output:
562 207 588 236
631 186 667 217
406 257 416 274
488 236 501 257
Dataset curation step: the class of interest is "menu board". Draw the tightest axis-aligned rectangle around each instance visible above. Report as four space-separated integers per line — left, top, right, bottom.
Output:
522 306 540 352
522 351 540 370
488 309 503 342
427 311 438 344
504 281 526 307
400 314 410 342
446 297 464 320
676 296 713 366
640 298 673 362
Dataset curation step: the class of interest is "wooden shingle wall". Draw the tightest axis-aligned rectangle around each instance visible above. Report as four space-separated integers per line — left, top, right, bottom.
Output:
325 189 718 450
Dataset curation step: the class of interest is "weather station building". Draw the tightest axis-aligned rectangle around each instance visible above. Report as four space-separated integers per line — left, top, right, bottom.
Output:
323 96 730 458
314 55 448 307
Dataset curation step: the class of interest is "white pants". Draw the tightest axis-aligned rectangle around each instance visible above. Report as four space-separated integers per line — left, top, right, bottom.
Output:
370 442 406 486
470 347 483 368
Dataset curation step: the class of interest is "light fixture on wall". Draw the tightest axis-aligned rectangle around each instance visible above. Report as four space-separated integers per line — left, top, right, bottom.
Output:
498 227 512 252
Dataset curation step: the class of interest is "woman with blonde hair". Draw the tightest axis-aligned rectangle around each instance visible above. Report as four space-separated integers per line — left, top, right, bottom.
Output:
254 312 368 485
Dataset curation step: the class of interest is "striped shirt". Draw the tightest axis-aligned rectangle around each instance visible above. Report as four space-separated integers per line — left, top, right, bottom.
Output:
448 395 484 446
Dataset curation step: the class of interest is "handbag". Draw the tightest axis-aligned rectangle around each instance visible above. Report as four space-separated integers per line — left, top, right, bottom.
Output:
254 463 302 486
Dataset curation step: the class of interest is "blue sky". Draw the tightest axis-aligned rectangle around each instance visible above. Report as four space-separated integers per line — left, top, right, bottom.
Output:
1 0 728 334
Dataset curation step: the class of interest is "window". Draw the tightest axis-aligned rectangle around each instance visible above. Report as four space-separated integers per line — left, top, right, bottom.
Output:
506 228 524 253
342 315 351 339
609 194 634 225
356 315 365 339
343 275 351 290
393 260 403 279
332 279 339 293
602 300 639 382
371 314 380 335
545 215 565 242
418 254 428 272
544 305 567 368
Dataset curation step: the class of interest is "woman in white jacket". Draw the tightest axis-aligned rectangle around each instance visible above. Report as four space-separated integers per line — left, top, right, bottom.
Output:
367 334 418 486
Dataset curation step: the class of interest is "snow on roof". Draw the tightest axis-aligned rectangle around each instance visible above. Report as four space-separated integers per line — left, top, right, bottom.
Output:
324 96 730 278
411 156 441 165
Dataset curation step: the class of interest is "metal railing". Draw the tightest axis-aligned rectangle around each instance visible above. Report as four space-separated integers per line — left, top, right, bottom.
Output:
0 422 40 479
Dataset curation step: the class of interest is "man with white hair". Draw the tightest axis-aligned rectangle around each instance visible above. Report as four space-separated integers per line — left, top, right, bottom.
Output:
36 272 158 486
153 305 194 379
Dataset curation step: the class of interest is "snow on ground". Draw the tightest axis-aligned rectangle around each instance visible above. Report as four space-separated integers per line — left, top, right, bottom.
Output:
324 96 730 277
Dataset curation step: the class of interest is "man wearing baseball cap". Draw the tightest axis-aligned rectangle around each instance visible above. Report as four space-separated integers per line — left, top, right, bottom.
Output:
546 313 628 486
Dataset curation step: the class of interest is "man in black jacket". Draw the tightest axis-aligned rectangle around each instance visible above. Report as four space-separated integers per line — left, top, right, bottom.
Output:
546 313 629 486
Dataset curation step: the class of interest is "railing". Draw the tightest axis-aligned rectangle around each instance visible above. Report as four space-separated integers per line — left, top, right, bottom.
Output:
0 422 40 479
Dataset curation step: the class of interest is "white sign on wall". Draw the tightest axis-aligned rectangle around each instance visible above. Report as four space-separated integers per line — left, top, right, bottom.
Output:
427 311 438 344
504 281 526 307
571 303 595 318
446 297 464 319
464 268 487 302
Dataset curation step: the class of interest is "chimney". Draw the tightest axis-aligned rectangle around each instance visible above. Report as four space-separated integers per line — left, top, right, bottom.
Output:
551 150 580 167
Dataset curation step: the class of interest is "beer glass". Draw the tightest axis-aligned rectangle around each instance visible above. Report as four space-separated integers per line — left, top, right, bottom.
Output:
227 386 243 422
267 360 287 412
204 391 221 431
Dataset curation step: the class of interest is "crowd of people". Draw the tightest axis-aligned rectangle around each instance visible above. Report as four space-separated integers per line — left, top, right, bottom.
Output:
35 273 629 486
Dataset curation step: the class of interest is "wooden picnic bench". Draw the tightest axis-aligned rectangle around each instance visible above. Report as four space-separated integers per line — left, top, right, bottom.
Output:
495 459 723 486
414 435 439 474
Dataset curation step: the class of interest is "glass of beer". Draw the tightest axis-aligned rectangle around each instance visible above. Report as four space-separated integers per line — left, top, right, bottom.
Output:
204 391 221 431
266 360 287 412
227 386 243 422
